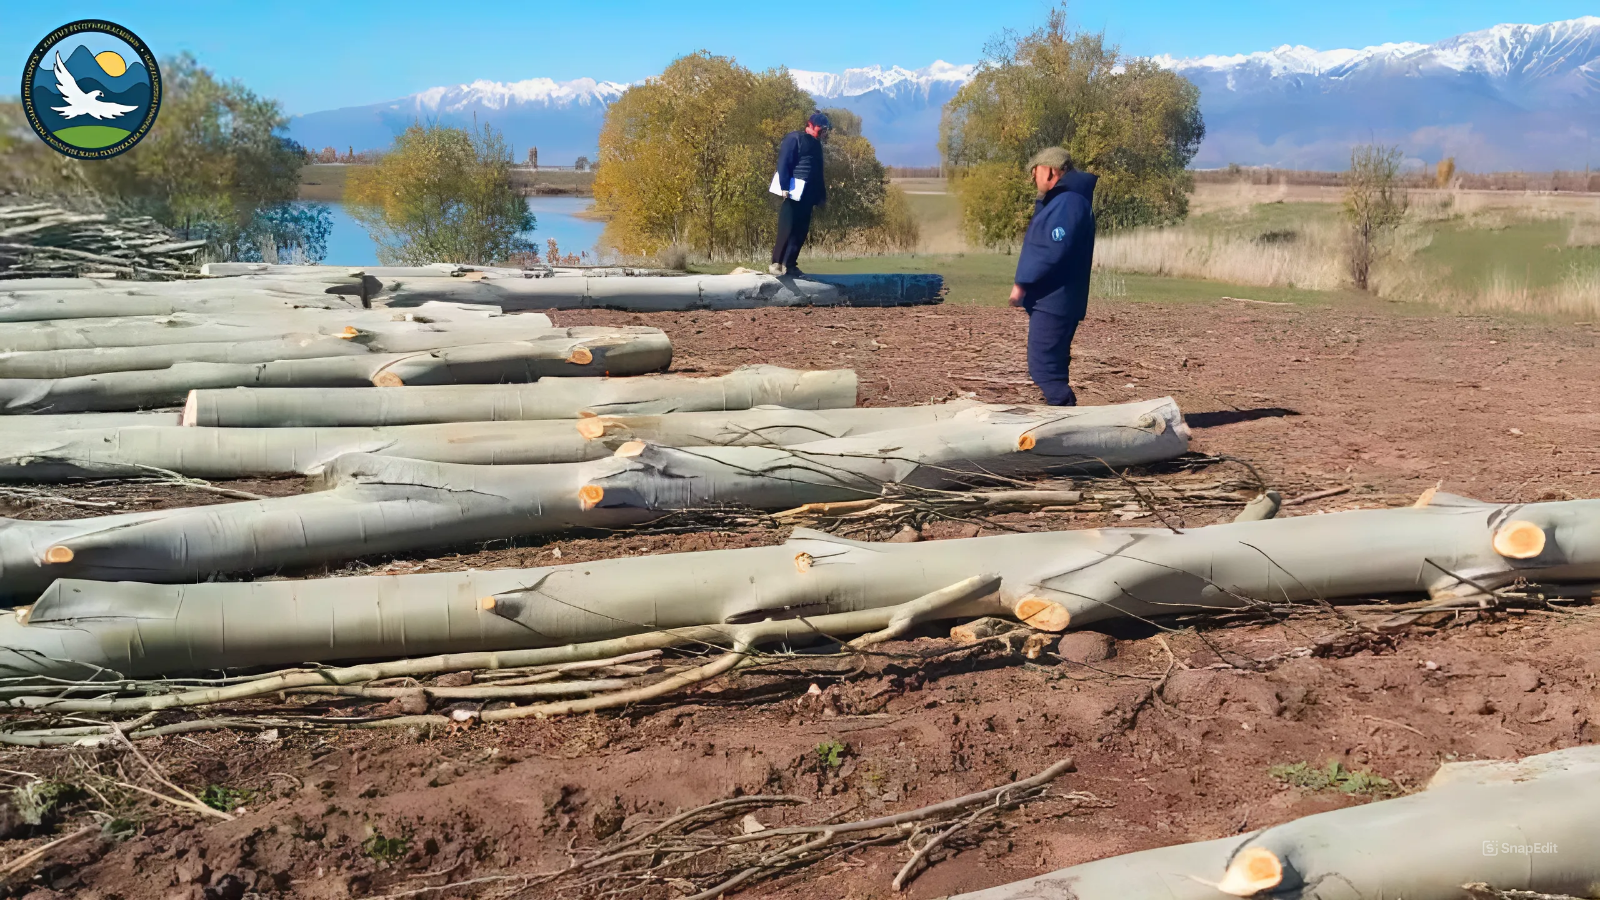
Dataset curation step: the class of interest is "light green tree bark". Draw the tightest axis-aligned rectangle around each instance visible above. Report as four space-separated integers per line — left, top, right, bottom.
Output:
0 273 381 322
0 328 672 413
372 272 945 311
0 396 1172 480
0 399 1187 599
183 365 855 427
0 320 578 378
0 307 546 353
0 494 1593 678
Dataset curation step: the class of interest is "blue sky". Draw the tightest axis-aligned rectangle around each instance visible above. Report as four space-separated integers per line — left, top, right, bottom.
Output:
5 1 1594 114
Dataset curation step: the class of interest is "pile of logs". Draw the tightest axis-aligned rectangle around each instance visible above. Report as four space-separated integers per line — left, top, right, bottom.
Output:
1 491 1591 677
0 203 205 280
5 263 1598 900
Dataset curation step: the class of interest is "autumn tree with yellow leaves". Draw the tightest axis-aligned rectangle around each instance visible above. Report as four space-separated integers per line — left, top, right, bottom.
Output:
346 123 533 265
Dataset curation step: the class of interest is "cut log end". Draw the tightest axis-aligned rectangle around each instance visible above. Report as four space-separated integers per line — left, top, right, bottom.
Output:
613 440 647 458
1016 432 1037 451
13 605 32 626
1216 846 1284 896
794 552 814 573
181 390 199 427
43 546 74 565
577 485 605 511
1013 596 1071 632
371 371 405 387
1493 520 1546 559
339 326 359 339
575 417 608 440
478 596 497 611
567 347 595 365
1021 632 1053 660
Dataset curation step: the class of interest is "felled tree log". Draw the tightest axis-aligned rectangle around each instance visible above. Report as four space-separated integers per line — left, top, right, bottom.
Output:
202 263 679 279
2 412 179 430
0 400 1186 596
952 745 1600 900
202 262 531 278
0 320 576 378
0 306 543 353
0 273 382 321
183 365 856 427
0 397 1179 480
0 494 1593 676
373 271 945 310
0 328 672 413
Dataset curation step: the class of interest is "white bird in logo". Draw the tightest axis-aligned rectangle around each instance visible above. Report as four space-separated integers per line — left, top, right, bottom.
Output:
50 51 138 120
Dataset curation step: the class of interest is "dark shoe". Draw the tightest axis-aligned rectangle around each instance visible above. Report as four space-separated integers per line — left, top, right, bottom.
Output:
786 267 807 279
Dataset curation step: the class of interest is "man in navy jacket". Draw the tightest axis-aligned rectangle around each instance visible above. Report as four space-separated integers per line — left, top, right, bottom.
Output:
1009 147 1096 406
769 112 830 277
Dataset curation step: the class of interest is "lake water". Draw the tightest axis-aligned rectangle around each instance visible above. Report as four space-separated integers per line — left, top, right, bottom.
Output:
321 196 606 267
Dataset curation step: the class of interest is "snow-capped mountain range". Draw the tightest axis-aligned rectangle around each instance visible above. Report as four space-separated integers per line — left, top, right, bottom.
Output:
287 17 1600 170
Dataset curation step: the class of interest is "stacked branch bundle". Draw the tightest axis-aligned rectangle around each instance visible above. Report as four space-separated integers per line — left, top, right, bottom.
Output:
0 203 205 280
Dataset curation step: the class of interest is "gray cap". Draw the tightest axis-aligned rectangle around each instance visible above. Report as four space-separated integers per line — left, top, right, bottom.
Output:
1027 147 1072 171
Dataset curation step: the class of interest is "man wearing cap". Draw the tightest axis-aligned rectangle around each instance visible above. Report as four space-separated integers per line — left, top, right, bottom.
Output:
770 112 831 277
1010 147 1097 406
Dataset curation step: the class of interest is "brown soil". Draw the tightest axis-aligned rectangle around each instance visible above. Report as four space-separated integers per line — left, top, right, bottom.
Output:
3 298 1599 900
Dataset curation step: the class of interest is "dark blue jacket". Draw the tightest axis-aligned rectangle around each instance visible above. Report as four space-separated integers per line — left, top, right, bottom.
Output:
1015 172 1097 320
775 130 827 207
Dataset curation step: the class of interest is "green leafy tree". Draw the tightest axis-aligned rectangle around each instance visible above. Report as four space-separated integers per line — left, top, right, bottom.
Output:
941 6 1205 248
3 56 319 261
346 123 534 265
80 55 308 255
594 55 912 260
1344 144 1408 291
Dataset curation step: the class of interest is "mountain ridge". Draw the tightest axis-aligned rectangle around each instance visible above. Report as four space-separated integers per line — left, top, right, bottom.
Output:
286 16 1600 170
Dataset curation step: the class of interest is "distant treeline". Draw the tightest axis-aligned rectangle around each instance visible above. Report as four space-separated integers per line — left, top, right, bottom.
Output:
887 166 943 179
1195 165 1600 193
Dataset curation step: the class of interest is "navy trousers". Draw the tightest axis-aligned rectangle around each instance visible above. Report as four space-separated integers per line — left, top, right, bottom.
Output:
1026 307 1080 406
771 199 814 269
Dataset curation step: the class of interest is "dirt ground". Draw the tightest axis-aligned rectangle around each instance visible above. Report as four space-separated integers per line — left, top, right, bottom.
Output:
3 295 1599 900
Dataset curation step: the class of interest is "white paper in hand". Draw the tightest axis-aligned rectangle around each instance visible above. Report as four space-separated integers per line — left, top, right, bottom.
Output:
768 173 806 201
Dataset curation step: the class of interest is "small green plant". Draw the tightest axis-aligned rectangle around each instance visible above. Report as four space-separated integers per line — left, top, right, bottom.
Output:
200 785 254 812
363 831 411 864
102 818 137 841
13 780 85 826
1269 760 1394 796
816 739 848 769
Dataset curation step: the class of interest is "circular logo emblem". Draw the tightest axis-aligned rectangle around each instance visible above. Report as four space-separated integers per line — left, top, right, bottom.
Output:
20 19 162 160
1050 226 1066 242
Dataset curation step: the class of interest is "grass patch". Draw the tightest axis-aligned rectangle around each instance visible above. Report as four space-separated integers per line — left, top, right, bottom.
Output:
1419 218 1599 292
693 253 1364 308
1269 760 1395 796
52 125 130 149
